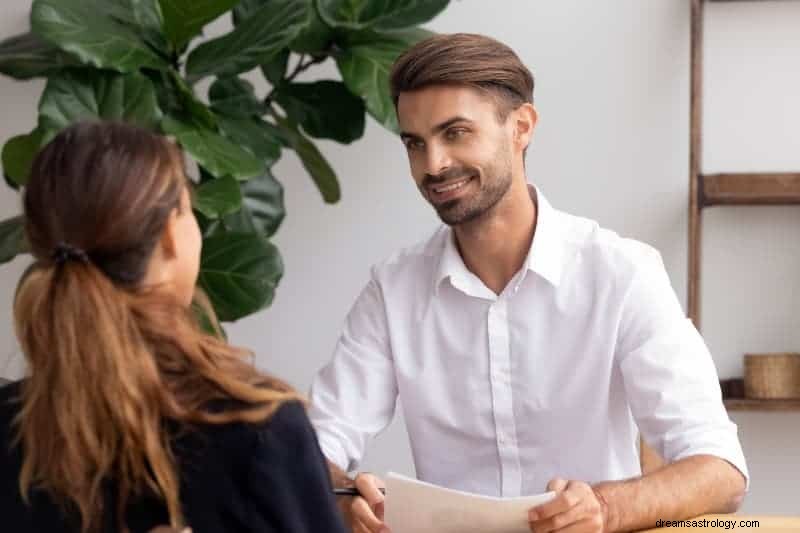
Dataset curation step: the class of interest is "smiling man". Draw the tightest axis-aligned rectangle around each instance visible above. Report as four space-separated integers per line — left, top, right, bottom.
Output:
309 33 748 533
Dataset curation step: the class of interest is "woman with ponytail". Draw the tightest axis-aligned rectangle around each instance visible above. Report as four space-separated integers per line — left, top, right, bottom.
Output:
0 121 347 533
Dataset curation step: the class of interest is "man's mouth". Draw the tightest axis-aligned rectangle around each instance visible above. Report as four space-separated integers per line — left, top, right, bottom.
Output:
431 176 472 194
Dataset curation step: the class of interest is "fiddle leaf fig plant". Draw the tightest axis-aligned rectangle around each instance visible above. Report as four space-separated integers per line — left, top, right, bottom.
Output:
0 0 448 322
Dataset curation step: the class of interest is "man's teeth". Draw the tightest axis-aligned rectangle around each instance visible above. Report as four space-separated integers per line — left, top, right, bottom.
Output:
434 178 470 193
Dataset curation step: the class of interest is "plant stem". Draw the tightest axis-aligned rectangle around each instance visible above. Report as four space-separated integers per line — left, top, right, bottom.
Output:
263 53 327 108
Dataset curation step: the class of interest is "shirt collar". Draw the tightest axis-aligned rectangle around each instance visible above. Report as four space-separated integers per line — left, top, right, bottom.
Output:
525 184 566 287
431 184 567 297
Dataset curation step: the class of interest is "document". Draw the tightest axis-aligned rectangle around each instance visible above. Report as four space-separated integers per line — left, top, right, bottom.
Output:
384 472 556 533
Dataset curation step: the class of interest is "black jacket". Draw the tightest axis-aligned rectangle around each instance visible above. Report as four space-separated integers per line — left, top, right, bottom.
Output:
0 381 347 533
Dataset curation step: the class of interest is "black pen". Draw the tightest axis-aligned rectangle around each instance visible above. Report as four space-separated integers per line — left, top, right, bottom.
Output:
333 487 386 496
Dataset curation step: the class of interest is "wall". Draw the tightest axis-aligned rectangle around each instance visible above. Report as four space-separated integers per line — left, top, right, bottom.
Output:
1 0 798 513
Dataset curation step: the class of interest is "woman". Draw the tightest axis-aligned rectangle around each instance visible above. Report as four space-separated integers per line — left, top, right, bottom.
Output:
0 121 346 533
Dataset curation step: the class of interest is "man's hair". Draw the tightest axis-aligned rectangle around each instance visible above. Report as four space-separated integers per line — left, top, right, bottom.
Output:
390 33 534 120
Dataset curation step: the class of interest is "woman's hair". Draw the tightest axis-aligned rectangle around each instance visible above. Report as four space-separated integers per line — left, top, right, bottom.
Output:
13 121 298 532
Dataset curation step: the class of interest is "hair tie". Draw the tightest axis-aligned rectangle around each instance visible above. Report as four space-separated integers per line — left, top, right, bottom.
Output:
52 242 89 265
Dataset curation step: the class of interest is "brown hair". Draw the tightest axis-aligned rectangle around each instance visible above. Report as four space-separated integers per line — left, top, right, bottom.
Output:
390 33 535 120
13 121 299 532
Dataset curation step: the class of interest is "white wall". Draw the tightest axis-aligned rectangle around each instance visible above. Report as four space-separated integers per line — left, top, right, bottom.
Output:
2 0 799 514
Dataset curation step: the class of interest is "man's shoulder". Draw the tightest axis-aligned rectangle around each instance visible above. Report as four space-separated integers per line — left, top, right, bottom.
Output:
369 226 447 282
557 208 663 281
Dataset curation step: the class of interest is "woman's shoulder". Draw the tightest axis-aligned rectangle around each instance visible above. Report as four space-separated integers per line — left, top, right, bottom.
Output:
239 400 315 456
177 399 313 459
257 400 310 436
0 379 23 425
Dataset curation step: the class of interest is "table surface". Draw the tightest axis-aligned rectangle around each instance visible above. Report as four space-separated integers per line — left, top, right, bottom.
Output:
641 515 800 532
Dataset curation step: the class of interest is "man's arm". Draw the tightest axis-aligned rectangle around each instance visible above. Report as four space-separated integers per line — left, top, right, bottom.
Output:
598 454 745 531
328 460 354 489
529 455 746 533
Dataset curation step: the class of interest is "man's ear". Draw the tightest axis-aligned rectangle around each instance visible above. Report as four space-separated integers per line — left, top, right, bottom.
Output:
514 103 538 151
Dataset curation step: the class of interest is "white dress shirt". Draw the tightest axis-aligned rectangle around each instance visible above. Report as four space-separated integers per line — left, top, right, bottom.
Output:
309 185 748 497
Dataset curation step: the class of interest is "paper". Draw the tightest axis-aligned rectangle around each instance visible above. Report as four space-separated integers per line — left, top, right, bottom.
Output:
384 472 555 533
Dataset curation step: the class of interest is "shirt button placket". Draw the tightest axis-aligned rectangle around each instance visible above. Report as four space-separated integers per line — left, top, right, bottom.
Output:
488 299 521 496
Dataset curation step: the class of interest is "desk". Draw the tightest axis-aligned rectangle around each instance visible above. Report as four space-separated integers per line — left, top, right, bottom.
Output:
641 515 800 532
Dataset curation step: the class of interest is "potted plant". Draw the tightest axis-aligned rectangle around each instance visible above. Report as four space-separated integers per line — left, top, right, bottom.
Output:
0 0 449 322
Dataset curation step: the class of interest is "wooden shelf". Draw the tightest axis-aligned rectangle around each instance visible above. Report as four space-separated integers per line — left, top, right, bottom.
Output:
700 173 800 206
724 398 800 411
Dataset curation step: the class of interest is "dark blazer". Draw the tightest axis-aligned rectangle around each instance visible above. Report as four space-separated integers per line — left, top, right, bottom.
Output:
0 381 347 533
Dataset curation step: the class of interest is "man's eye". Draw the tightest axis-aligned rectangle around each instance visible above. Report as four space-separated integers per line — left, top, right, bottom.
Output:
446 128 468 140
405 139 424 151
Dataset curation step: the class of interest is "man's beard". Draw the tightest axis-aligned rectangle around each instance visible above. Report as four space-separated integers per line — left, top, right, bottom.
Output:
424 149 514 226
435 170 512 225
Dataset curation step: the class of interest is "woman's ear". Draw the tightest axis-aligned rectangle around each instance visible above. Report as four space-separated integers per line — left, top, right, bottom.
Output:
158 208 180 260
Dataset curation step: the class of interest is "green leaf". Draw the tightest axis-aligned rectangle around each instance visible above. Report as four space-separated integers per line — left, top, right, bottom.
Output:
261 48 289 87
216 116 282 167
291 1 334 53
170 71 217 129
234 0 332 54
199 231 283 322
209 77 266 118
239 170 285 237
103 0 142 25
162 115 263 180
31 0 168 72
158 0 239 50
185 0 308 81
191 296 226 338
147 69 216 129
275 80 365 143
194 175 243 219
38 70 163 137
337 28 433 132
130 0 171 54
277 117 340 203
2 128 45 187
0 31 80 80
0 216 28 265
317 0 448 31
202 170 285 238
231 0 266 24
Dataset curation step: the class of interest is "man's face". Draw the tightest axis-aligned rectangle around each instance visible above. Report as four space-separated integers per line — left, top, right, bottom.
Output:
397 85 516 226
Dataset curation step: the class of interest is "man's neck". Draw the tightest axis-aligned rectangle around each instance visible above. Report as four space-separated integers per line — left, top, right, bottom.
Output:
453 178 537 295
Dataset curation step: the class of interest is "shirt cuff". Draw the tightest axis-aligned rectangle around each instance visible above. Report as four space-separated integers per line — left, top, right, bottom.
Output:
671 443 750 491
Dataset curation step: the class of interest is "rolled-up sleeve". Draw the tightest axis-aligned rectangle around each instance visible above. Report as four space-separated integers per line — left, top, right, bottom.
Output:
308 273 398 472
616 248 749 486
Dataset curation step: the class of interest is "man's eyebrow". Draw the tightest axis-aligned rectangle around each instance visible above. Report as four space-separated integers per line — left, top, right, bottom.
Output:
400 116 473 141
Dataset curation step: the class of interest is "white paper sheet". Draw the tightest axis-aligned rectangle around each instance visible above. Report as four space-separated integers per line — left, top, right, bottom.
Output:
384 472 555 533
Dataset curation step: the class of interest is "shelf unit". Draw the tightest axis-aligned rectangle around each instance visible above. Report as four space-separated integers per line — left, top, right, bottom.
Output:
640 0 800 474
688 0 800 411
723 398 800 411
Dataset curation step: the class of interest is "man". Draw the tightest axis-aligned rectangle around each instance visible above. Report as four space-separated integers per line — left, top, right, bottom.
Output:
309 33 747 533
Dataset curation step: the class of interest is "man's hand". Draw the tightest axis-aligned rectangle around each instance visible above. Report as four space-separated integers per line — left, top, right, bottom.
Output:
346 473 390 533
528 478 607 533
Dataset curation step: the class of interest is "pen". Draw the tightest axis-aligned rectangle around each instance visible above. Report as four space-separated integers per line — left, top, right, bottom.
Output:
333 487 386 496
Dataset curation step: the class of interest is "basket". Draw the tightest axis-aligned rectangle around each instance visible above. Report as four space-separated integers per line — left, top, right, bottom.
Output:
744 353 800 399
